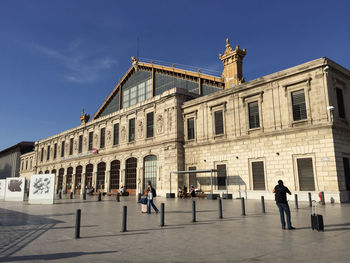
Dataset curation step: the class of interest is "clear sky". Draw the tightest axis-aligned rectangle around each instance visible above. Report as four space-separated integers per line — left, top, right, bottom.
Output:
1 0 350 150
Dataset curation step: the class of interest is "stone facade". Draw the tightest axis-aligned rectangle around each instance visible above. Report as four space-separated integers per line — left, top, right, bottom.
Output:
182 58 350 202
19 41 350 202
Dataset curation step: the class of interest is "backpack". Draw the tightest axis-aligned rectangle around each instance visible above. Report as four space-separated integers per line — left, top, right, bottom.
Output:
152 188 157 197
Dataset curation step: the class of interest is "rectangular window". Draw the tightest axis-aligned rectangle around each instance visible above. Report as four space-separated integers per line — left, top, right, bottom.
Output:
214 110 224 135
336 88 345 119
41 147 44 162
61 141 65 157
47 145 50 161
113 123 119 145
146 112 154 138
69 138 73 155
54 143 57 159
343 158 350 191
129 118 135 142
217 164 227 190
21 161 24 171
30 159 32 169
78 135 83 153
248 101 260 129
100 128 105 148
187 118 195 140
291 89 307 121
88 132 93 151
252 161 265 190
297 158 315 191
25 160 28 170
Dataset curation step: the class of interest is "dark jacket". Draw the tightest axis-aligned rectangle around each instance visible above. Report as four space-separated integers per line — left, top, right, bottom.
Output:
274 185 291 203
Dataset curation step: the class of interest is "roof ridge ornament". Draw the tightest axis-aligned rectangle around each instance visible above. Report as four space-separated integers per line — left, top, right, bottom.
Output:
80 109 90 125
131 56 139 71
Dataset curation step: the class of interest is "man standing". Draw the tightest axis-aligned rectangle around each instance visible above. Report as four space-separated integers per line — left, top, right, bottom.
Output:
273 180 295 230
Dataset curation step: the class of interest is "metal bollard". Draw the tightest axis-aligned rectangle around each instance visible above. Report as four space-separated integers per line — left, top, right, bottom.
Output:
295 194 299 209
138 193 141 202
121 206 127 232
70 192 73 199
308 192 312 207
192 200 196 222
75 209 81 239
116 193 120 202
98 192 102 201
241 197 246 216
160 203 165 227
218 198 223 219
321 192 325 205
261 196 265 213
83 192 86 200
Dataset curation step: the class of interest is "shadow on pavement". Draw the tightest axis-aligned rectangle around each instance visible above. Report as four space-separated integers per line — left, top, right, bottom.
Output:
0 250 118 262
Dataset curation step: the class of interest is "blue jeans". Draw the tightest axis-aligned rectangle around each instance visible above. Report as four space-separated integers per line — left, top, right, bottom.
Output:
276 203 292 229
147 199 159 214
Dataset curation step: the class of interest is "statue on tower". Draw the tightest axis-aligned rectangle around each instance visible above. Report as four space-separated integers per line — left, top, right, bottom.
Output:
80 109 90 125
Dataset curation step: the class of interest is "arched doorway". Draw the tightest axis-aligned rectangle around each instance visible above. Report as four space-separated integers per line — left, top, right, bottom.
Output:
110 160 120 193
125 158 137 194
85 164 93 190
75 166 82 194
144 155 157 190
97 162 106 191
66 167 73 193
58 168 64 193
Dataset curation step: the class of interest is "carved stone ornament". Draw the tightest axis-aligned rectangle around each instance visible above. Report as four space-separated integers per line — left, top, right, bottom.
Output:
94 134 98 147
74 140 78 151
121 126 126 142
107 130 112 145
137 120 143 138
157 114 163 134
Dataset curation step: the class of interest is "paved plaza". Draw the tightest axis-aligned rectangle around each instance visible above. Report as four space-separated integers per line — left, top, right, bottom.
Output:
0 195 350 263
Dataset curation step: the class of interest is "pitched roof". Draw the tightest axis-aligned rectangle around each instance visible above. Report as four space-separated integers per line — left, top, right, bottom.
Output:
93 61 224 120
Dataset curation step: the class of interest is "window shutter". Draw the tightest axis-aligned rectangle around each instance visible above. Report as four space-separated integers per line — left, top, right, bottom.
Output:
248 101 260 129
297 158 315 191
214 110 224 135
292 89 307 121
252 161 265 190
336 88 345 119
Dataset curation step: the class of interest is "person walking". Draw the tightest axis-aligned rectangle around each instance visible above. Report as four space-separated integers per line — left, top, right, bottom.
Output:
147 182 159 214
273 180 295 230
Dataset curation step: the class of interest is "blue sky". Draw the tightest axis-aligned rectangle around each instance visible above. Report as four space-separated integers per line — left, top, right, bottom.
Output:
1 0 350 150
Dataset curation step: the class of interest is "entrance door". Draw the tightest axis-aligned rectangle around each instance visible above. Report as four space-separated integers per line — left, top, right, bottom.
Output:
125 158 137 194
97 162 106 191
75 166 82 194
217 164 227 190
297 158 315 191
189 166 197 188
66 167 73 193
57 168 64 193
85 164 93 189
110 160 120 193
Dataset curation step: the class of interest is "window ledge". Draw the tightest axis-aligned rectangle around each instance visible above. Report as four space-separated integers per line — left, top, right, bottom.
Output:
291 118 309 127
247 127 262 134
214 134 225 139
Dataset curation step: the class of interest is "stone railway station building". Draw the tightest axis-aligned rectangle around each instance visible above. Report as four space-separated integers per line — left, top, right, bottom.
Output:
20 40 350 202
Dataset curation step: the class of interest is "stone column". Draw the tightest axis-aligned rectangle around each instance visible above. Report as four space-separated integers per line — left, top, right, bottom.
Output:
63 171 67 194
92 164 98 189
72 173 76 192
105 162 111 193
81 165 86 193
137 167 143 195
120 159 125 188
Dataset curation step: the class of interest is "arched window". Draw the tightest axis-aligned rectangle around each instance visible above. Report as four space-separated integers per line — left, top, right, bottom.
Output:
85 164 93 189
45 170 50 174
66 167 73 190
39 171 43 174
97 162 106 190
110 160 120 190
51 169 56 175
58 168 64 192
125 158 137 190
75 166 82 191
144 155 157 189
